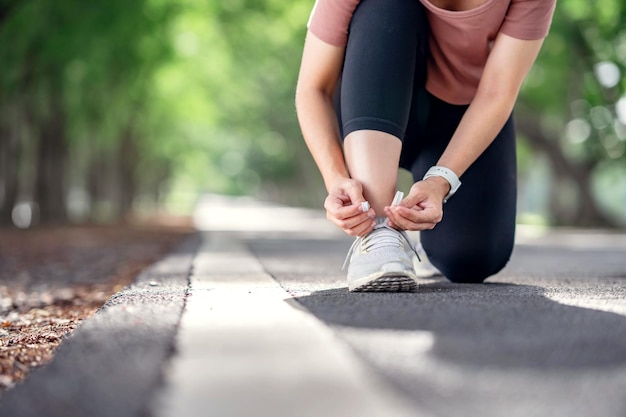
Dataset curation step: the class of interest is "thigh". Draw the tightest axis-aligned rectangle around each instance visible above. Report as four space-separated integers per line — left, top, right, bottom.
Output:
338 0 428 141
411 97 517 283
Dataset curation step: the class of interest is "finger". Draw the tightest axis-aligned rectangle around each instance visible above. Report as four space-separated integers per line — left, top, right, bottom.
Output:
390 214 434 231
384 207 410 230
393 205 442 224
343 182 367 207
325 196 360 218
386 212 416 231
347 218 376 237
335 204 370 220
385 206 437 231
324 194 347 211
332 211 374 232
325 190 357 208
399 188 427 208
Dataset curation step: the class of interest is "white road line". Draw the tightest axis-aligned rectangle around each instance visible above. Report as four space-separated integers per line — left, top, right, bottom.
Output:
154 232 425 417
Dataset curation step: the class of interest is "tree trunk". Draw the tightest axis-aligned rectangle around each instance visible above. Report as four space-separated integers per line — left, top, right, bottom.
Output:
117 123 138 220
0 102 22 227
0 2 17 28
34 93 68 224
86 146 111 222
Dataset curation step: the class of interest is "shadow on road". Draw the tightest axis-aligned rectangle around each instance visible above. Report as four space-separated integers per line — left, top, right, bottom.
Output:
293 280 626 370
247 234 626 415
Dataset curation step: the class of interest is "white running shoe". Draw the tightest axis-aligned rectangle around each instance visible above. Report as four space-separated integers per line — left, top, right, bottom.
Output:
413 242 443 278
343 218 420 292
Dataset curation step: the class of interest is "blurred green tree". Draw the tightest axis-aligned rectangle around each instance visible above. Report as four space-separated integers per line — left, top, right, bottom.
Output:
0 0 175 225
0 0 624 228
516 0 626 226
156 0 317 204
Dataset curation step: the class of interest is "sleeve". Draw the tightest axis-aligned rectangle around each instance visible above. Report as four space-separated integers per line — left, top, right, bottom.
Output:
307 0 361 47
499 0 557 40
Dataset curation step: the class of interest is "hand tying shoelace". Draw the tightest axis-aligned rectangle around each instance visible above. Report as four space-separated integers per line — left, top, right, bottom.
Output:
342 220 421 270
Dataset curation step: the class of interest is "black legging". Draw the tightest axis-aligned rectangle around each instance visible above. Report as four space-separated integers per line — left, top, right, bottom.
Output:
335 0 517 283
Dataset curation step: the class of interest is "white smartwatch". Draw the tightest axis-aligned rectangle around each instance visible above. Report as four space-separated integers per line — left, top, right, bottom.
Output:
423 166 461 203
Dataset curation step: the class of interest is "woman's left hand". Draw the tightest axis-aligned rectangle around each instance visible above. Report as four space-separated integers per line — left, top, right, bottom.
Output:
384 177 450 231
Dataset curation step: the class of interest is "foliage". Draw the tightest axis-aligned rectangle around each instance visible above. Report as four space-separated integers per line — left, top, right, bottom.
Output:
0 0 624 227
150 0 314 202
517 0 626 225
0 0 177 224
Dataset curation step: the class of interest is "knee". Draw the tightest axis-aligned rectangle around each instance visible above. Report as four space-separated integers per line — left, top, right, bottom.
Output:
353 0 426 31
426 244 513 284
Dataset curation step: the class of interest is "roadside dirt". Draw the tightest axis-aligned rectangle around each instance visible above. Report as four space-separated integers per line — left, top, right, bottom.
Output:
0 222 193 395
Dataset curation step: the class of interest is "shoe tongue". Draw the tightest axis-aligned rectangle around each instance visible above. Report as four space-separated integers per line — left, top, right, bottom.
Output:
365 221 401 251
374 217 389 228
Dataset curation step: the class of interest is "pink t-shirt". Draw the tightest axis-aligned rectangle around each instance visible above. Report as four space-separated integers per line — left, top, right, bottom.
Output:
308 0 556 104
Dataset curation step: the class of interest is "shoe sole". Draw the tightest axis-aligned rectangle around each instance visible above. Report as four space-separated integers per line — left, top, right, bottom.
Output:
349 272 418 292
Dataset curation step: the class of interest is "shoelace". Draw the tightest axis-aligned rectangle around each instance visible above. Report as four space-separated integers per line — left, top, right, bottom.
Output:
342 221 421 270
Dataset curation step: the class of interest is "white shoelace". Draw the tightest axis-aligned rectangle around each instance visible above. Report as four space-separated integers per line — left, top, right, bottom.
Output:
342 221 421 270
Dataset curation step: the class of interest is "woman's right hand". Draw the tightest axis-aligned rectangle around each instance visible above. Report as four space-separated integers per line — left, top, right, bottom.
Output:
324 178 376 237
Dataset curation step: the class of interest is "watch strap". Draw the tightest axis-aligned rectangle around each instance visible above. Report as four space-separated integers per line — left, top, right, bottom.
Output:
423 166 461 203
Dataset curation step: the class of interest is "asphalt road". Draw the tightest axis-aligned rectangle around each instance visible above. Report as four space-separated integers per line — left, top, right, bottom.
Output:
248 231 626 417
0 237 199 417
1 195 625 417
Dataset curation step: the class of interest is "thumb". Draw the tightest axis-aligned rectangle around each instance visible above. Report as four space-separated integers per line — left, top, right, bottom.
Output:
402 183 429 208
345 183 366 206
